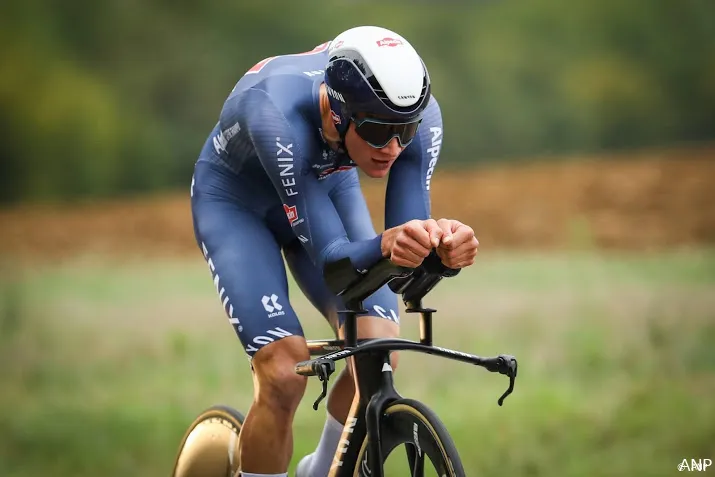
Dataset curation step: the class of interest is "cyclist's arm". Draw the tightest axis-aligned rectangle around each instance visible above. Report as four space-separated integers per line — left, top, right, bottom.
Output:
384 97 443 229
240 88 384 271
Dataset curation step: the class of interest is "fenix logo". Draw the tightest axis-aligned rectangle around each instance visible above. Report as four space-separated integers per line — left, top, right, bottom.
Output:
276 137 297 197
679 458 712 472
424 127 442 191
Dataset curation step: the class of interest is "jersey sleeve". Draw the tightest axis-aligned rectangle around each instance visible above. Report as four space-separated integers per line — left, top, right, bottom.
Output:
239 88 384 272
384 97 444 229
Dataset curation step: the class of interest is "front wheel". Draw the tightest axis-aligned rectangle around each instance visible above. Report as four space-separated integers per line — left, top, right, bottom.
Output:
172 404 245 477
353 398 465 477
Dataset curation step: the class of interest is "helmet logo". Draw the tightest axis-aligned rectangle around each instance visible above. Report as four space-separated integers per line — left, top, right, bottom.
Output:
376 37 403 47
330 109 342 125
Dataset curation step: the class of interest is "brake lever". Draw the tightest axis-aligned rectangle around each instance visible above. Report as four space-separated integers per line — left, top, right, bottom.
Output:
494 355 518 406
311 359 336 410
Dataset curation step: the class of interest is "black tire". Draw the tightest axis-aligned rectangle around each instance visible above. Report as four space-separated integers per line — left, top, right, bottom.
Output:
353 398 465 477
172 405 245 477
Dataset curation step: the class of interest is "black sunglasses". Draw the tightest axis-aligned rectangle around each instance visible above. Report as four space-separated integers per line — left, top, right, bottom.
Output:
352 116 422 149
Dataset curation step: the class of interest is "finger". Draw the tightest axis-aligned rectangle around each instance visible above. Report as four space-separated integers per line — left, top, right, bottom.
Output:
437 218 453 247
404 221 434 250
435 245 449 262
441 239 478 262
440 246 477 268
449 224 475 248
450 219 466 233
391 246 425 268
422 219 443 248
446 258 476 269
396 234 431 259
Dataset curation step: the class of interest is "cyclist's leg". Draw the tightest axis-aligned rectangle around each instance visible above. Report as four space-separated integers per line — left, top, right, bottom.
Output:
192 160 309 476
281 171 401 477
285 239 400 477
284 238 400 412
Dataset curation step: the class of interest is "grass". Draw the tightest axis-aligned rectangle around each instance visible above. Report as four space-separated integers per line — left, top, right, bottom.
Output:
1 249 714 476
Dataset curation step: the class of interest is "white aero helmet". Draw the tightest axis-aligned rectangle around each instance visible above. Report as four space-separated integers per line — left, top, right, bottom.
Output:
324 26 431 148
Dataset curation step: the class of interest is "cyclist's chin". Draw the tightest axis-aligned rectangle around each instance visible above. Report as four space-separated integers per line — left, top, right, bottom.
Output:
359 158 393 178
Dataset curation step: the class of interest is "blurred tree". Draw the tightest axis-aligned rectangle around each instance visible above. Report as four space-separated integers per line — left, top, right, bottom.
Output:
1 0 714 204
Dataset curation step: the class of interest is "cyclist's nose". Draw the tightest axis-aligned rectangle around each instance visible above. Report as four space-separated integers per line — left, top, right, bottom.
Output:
379 137 402 156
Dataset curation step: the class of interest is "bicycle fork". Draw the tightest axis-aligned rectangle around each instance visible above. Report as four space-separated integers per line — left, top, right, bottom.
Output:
325 351 399 477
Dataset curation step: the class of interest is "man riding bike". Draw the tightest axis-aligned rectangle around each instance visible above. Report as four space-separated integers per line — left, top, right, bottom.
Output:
189 25 479 477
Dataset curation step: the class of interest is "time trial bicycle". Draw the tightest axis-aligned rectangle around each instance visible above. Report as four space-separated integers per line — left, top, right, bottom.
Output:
172 251 518 477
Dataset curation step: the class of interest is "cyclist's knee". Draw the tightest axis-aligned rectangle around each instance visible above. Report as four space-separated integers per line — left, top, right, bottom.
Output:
345 316 400 375
251 336 310 414
388 351 400 371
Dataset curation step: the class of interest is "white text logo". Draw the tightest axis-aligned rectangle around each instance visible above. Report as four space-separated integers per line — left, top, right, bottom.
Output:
261 294 285 317
679 458 712 472
425 127 442 191
372 305 399 324
412 423 422 456
276 137 297 197
360 448 371 476
326 85 345 103
213 122 241 155
331 417 358 470
201 242 241 332
244 327 293 354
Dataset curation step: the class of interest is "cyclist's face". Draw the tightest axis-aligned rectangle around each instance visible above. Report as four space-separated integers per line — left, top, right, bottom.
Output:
344 122 404 179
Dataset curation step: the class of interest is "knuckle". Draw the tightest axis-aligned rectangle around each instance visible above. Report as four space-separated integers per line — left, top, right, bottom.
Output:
404 222 419 234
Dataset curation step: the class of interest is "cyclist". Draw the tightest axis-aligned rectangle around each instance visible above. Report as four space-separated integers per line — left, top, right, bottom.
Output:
190 25 479 477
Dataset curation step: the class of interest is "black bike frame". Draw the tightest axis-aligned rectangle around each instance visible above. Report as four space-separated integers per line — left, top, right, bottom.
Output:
296 257 517 477
312 300 412 477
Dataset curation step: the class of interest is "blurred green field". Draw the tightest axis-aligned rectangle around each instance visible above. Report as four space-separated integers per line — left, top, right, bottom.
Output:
1 250 714 476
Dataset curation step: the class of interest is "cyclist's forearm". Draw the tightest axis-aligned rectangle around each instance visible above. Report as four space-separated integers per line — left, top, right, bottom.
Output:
322 234 384 272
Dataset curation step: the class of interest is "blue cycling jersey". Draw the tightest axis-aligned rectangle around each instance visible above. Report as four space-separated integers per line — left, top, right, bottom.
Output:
190 41 444 356
200 41 443 272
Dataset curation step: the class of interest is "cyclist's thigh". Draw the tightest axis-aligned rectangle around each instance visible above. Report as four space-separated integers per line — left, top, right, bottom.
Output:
283 241 400 330
191 160 305 357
